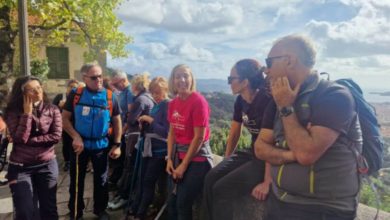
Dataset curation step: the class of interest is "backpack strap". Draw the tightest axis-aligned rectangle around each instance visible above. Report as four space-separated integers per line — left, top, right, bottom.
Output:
106 89 113 117
72 87 84 110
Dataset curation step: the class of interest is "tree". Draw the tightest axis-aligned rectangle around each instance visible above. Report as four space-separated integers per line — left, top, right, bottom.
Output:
0 0 132 87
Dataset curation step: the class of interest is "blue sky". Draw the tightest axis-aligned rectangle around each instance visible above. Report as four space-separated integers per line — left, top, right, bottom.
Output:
108 0 390 91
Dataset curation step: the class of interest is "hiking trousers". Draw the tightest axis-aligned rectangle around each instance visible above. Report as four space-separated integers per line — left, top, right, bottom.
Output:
68 147 109 218
8 159 59 220
201 150 265 220
168 160 211 220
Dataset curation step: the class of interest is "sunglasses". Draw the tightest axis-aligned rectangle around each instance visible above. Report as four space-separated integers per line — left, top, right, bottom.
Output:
84 75 103 80
227 76 241 85
265 55 287 68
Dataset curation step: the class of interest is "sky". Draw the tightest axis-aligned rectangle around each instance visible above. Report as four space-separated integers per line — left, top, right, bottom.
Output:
108 0 390 91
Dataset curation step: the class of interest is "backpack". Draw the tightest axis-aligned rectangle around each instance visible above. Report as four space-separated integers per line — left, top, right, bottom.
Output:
73 87 113 117
319 73 384 175
72 87 113 148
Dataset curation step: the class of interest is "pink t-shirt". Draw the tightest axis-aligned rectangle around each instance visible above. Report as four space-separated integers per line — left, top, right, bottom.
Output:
168 92 210 145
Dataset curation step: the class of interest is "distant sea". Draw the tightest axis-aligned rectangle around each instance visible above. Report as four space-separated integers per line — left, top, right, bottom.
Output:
365 89 390 103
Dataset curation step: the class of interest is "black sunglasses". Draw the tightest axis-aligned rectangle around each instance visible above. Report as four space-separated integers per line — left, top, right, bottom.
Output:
227 76 241 85
84 75 103 80
265 55 287 68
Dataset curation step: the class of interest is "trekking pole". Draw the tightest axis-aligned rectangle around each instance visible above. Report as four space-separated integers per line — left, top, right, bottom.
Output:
154 146 179 220
124 134 145 219
74 154 79 220
154 183 176 220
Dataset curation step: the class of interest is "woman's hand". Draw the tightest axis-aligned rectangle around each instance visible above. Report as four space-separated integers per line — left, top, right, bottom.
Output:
23 95 33 114
173 163 188 180
138 115 154 124
251 180 271 201
166 159 175 175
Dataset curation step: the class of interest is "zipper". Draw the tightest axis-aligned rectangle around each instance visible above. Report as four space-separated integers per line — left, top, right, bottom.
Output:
310 165 315 194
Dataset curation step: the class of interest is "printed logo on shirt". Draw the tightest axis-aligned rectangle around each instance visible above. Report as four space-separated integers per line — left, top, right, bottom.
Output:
171 111 185 130
242 113 259 135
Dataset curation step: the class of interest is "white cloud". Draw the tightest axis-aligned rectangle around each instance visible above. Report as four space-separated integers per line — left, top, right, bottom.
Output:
117 0 243 33
110 0 390 90
144 42 170 59
305 0 390 57
172 41 215 62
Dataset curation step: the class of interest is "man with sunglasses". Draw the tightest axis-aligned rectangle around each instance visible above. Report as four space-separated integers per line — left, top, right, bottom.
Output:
63 62 122 220
255 35 361 220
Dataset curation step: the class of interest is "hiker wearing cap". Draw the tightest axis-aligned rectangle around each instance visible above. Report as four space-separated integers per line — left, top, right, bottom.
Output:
62 62 122 220
255 34 362 220
202 58 273 220
166 64 213 220
5 76 62 219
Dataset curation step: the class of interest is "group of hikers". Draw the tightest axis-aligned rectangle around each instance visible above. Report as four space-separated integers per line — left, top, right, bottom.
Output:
1 34 369 220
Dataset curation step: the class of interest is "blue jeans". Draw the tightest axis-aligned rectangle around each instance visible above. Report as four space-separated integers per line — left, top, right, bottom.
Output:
68 147 109 218
8 159 59 220
168 161 211 220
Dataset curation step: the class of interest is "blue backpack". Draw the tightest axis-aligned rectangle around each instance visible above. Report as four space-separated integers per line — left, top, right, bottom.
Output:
320 74 384 175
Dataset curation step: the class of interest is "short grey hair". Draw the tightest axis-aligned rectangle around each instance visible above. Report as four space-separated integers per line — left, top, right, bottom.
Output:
80 61 101 75
274 34 316 68
112 69 128 79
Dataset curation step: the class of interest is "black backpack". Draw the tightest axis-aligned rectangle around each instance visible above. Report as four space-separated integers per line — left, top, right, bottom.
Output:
319 73 384 175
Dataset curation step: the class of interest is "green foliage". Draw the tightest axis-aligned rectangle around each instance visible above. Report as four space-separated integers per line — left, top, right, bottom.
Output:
0 0 132 78
206 92 252 156
30 59 49 81
359 176 390 212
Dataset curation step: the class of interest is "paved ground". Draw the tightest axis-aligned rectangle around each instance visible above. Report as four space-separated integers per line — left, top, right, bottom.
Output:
0 144 124 220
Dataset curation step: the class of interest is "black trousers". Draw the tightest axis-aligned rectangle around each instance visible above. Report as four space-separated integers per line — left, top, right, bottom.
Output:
62 131 72 162
68 147 109 218
201 151 265 220
131 157 167 218
8 159 59 220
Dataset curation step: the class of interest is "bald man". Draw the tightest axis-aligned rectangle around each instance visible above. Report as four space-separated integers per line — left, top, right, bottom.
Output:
255 35 362 220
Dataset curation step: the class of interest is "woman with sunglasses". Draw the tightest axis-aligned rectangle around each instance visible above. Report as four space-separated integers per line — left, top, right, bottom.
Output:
5 76 62 219
166 64 213 220
202 58 273 220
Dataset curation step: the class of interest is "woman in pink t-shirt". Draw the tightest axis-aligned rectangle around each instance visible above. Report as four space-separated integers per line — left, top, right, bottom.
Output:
166 64 213 220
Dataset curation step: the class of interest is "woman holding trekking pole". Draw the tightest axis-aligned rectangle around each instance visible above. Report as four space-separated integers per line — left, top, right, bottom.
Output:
166 64 213 220
5 76 62 219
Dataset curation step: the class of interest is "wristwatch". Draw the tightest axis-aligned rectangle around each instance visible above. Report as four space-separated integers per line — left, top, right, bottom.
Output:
279 106 294 117
112 142 121 147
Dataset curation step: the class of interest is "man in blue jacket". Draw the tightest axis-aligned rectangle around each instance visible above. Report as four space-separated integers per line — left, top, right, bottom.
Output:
63 62 122 220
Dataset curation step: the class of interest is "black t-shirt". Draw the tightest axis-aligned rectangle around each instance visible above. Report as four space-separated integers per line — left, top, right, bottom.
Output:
233 88 272 144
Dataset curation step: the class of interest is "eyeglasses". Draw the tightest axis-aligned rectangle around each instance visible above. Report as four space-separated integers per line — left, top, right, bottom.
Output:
227 76 241 84
84 74 103 80
265 55 287 68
